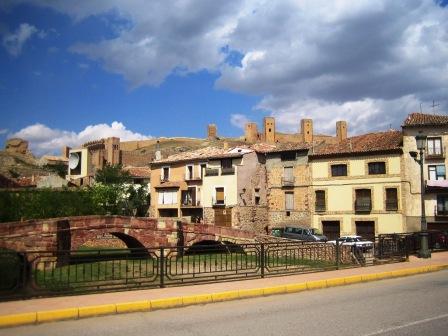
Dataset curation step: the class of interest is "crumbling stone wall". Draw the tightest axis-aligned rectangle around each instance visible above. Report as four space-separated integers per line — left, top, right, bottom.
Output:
232 206 268 233
5 138 30 155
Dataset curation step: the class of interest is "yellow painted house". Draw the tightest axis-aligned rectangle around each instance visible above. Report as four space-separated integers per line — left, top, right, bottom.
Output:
309 130 405 240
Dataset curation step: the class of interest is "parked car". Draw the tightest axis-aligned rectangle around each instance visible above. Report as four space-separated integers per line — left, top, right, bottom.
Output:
281 226 328 242
328 235 374 251
270 227 284 237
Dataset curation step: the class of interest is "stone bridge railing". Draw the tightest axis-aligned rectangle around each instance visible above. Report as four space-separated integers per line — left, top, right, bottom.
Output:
0 215 257 252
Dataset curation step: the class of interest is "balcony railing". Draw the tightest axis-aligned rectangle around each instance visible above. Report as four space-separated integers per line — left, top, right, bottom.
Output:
426 148 444 159
282 177 295 187
435 205 448 216
315 203 326 212
205 168 219 176
355 199 372 212
221 167 235 175
160 176 169 182
385 200 398 211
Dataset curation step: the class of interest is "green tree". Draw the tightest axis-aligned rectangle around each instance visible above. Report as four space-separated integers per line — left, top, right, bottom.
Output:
94 164 131 184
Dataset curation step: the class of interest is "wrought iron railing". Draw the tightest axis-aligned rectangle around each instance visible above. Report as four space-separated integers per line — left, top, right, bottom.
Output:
0 237 408 300
355 199 372 212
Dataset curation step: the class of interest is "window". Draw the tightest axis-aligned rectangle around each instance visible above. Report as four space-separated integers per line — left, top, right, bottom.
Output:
315 190 326 212
215 187 225 205
355 189 372 212
427 137 442 156
281 151 296 161
285 192 294 211
221 159 234 175
368 162 386 175
428 165 446 180
385 188 398 211
254 188 260 205
186 165 194 180
161 167 170 181
331 164 347 177
158 190 177 205
437 195 448 216
283 166 294 185
200 164 206 179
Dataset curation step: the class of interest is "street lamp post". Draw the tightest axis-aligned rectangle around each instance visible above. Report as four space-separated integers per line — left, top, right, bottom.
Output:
415 134 431 258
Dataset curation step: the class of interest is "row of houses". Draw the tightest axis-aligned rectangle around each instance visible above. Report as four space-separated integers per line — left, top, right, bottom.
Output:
148 112 448 241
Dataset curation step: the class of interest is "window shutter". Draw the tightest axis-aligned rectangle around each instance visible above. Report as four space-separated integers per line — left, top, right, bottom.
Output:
284 167 293 180
285 192 294 210
216 188 224 202
158 192 164 205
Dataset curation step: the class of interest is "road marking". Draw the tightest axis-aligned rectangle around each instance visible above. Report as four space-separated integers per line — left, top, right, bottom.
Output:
362 313 448 336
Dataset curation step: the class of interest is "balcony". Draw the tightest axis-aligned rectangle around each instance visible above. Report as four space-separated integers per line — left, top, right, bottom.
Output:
282 177 295 187
435 205 448 217
315 203 326 212
185 174 202 181
426 149 444 160
205 168 219 176
221 167 235 175
385 200 398 211
355 199 372 212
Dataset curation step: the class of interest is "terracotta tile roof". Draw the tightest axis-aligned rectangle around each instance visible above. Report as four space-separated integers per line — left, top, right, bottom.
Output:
310 130 402 158
152 147 242 165
123 166 151 178
403 113 448 126
253 142 311 153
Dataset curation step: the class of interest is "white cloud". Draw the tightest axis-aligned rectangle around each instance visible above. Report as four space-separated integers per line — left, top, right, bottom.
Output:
0 129 8 135
78 63 89 69
8 0 448 134
2 23 38 56
230 114 251 130
10 122 152 156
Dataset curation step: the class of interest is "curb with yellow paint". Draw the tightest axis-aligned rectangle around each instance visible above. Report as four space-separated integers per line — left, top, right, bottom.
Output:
1 264 447 328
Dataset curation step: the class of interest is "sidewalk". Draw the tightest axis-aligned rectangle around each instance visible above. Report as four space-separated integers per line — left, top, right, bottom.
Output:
1 252 447 318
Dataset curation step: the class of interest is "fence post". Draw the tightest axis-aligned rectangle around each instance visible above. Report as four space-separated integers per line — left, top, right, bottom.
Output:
260 243 265 278
335 239 340 270
160 247 165 288
405 236 410 261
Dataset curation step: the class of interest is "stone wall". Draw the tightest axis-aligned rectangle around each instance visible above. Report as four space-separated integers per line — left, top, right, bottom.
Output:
0 215 257 253
232 206 268 233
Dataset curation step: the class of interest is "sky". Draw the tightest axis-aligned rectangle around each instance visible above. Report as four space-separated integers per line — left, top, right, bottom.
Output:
0 0 447 156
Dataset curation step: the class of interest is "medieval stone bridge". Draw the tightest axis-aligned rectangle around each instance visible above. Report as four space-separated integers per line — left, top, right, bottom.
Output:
0 215 258 253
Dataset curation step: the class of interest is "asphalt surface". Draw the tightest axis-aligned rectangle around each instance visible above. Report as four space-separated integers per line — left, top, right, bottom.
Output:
2 270 448 336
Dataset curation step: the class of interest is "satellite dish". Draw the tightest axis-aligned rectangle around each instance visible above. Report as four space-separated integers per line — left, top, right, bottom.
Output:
69 152 80 170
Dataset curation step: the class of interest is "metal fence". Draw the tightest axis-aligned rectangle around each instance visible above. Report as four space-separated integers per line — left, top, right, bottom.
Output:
378 230 448 254
0 236 408 300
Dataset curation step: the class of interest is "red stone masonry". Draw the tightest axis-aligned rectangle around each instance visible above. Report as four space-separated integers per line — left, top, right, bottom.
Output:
0 215 258 253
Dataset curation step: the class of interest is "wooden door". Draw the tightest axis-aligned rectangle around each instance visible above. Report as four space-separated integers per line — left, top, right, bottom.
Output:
355 221 375 241
322 221 340 241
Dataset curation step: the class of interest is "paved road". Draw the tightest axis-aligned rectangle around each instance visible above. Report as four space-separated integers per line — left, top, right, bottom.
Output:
3 271 448 336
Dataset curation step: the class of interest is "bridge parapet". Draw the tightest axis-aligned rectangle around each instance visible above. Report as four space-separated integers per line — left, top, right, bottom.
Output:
0 216 258 253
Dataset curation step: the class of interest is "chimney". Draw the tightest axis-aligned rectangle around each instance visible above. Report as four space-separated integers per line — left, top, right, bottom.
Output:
300 119 313 143
336 121 347 142
223 141 229 150
61 146 71 159
155 140 161 161
207 124 217 140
